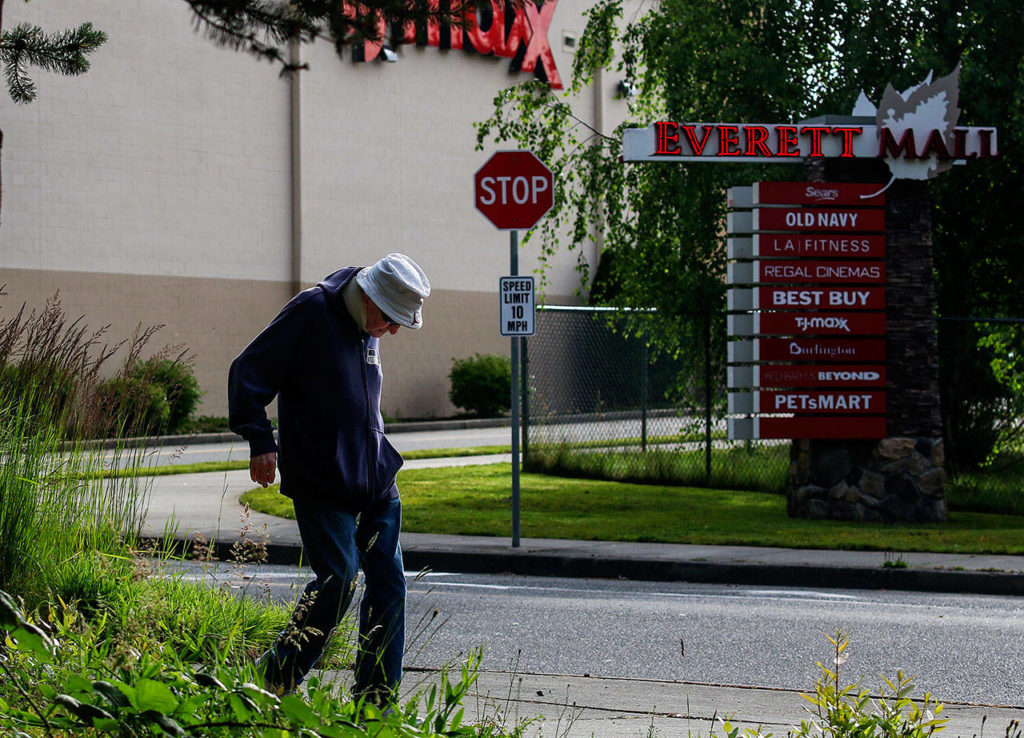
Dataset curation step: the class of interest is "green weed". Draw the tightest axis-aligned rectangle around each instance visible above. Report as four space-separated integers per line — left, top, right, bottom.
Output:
0 588 518 736
793 630 948 738
0 294 153 600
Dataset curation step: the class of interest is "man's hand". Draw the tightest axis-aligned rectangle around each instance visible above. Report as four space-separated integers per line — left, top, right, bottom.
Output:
250 452 278 488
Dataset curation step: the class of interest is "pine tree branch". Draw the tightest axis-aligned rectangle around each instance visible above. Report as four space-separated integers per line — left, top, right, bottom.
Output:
20 23 105 75
0 27 39 102
183 0 323 63
0 23 106 103
187 5 288 65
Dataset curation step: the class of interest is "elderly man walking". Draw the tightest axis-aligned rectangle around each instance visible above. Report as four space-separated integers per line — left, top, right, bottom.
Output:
228 253 430 705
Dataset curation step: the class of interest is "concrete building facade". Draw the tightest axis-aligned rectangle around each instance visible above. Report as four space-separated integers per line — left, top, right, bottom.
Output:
1 0 628 418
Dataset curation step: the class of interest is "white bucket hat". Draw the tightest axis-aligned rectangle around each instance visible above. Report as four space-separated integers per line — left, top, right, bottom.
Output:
356 253 431 330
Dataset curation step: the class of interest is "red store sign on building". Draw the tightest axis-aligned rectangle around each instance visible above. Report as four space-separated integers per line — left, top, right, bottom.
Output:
351 0 563 88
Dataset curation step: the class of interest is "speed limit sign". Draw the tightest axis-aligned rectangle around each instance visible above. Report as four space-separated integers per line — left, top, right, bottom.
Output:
499 276 535 336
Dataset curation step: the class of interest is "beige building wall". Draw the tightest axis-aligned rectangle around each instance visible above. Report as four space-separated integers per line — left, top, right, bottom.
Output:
1 1 293 282
0 0 632 418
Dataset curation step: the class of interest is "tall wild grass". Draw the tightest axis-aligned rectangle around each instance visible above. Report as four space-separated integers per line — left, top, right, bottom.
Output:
0 290 162 603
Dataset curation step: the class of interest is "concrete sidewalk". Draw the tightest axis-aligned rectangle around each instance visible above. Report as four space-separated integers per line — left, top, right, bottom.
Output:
139 462 1024 736
391 668 1022 738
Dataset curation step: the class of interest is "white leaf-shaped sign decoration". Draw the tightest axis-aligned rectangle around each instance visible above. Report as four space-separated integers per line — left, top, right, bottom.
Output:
877 64 962 181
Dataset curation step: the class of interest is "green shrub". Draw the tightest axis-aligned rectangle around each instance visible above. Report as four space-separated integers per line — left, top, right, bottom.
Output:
789 630 948 738
449 353 511 417
92 376 171 438
129 357 202 433
48 550 135 617
178 415 230 434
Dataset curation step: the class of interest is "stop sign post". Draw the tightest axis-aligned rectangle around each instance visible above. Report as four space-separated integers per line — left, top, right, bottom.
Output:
474 151 554 548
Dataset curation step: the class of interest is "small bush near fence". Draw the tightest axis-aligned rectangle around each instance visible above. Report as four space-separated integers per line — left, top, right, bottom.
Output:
449 353 510 417
946 451 1024 516
88 355 202 438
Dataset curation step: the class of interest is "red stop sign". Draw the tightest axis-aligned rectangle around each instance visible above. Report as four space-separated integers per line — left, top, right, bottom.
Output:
474 150 554 230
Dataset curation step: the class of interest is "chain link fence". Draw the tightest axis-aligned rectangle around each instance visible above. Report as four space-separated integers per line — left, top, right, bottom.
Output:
522 307 1024 510
935 317 1024 514
523 306 788 493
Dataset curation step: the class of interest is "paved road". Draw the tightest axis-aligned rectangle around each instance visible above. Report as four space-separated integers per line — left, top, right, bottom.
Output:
401 573 1024 705
171 560 1024 737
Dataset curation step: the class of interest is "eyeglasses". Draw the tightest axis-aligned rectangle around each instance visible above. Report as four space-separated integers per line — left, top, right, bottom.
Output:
380 309 400 327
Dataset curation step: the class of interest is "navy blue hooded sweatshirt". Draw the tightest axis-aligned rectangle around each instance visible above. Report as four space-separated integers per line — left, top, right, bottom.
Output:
228 267 403 508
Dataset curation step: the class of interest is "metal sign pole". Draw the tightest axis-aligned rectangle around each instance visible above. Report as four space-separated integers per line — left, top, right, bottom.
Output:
475 150 551 549
510 230 521 547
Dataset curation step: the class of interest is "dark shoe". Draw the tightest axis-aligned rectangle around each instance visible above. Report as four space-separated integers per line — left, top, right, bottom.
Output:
256 651 296 696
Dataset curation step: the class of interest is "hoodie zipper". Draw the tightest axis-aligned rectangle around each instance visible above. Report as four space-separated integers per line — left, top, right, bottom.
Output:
360 335 375 498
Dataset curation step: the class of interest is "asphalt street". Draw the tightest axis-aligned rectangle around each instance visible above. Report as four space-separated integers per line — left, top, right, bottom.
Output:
170 560 1024 737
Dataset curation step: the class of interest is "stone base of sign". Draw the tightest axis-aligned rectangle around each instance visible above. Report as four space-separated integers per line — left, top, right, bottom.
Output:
787 437 947 523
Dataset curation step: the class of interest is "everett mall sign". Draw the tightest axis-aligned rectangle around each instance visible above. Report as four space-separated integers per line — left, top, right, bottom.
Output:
622 120 998 164
622 66 1000 524
622 66 999 181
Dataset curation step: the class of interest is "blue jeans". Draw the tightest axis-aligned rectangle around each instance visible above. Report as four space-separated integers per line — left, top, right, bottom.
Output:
259 495 406 701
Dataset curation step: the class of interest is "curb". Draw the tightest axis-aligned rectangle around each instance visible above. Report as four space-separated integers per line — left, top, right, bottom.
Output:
399 549 1024 597
146 534 1024 597
142 536 306 566
69 431 242 451
384 417 510 433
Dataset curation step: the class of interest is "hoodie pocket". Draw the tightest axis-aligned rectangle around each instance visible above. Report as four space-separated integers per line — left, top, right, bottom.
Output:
371 429 404 497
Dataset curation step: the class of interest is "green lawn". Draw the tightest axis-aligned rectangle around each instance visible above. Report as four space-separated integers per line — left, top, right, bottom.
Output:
240 462 1024 554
